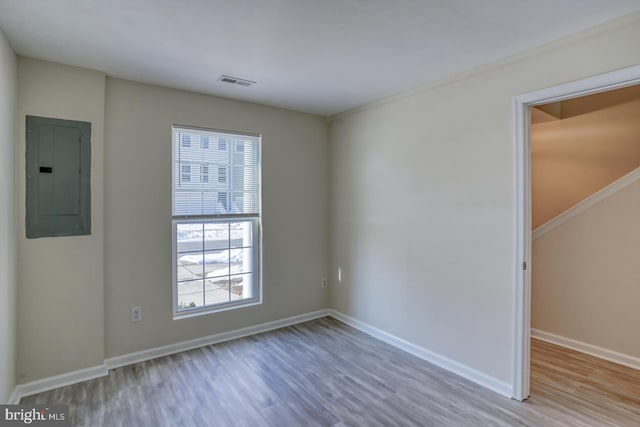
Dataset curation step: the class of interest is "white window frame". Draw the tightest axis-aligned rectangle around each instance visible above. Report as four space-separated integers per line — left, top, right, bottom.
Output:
172 125 262 319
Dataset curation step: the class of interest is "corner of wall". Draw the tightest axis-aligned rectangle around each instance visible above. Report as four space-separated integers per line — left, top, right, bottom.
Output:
15 57 106 384
0 27 18 404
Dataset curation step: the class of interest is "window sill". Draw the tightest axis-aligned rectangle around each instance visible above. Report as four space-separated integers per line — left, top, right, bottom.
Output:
173 299 262 320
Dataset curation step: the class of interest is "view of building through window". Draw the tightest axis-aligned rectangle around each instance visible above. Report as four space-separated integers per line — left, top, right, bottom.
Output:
172 127 260 316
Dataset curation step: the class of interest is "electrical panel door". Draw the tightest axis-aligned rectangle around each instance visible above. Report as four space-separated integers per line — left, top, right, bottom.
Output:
26 115 91 238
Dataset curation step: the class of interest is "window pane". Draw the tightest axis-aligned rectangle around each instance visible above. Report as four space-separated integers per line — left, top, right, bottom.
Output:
230 221 252 248
204 250 230 278
177 251 204 282
205 277 231 305
229 273 253 301
177 223 203 253
204 222 229 250
177 259 203 282
177 280 204 310
173 127 260 216
229 248 251 274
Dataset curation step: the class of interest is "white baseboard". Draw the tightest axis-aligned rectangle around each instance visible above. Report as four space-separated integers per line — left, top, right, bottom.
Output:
10 309 516 404
13 364 109 402
105 309 331 370
10 309 330 403
327 310 513 398
531 329 640 371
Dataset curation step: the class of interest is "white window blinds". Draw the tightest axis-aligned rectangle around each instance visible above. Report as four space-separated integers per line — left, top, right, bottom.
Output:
172 126 260 217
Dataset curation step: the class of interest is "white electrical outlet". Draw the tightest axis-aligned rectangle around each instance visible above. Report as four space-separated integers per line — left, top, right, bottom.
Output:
131 306 142 322
321 277 328 288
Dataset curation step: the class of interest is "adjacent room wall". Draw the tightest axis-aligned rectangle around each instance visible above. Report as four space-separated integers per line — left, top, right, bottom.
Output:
104 78 329 357
16 58 105 383
0 28 17 403
532 86 640 229
329 13 640 388
532 178 640 359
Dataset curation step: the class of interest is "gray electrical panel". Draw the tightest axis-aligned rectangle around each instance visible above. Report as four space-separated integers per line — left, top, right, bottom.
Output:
26 115 91 238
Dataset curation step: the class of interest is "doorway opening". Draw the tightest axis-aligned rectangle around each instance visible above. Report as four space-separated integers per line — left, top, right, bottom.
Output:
513 65 640 401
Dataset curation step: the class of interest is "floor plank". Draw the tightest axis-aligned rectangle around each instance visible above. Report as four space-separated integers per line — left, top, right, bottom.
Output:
20 318 640 426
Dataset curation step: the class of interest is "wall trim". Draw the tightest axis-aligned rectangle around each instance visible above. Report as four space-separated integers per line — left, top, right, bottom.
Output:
12 365 109 402
531 329 640 371
9 309 515 403
327 310 513 398
10 310 330 403
105 309 330 370
513 63 640 402
329 12 640 122
533 165 640 239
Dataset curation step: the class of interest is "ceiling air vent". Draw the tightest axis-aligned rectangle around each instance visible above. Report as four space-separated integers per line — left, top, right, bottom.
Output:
218 75 256 87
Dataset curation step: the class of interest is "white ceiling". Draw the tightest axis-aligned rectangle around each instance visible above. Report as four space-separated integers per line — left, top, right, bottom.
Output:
1 1 640 116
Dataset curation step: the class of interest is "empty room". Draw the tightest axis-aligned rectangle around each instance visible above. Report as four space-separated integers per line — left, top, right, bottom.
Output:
1 1 640 426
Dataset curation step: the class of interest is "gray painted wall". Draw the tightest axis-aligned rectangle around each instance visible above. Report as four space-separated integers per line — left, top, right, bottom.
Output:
103 78 330 357
16 58 105 383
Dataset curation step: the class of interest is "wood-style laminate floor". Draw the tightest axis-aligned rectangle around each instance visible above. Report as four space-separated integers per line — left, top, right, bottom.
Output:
21 318 640 426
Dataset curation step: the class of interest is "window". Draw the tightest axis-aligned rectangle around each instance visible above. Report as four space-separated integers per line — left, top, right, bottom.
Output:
181 134 191 148
201 136 209 149
181 164 191 183
217 192 228 211
173 126 261 317
218 165 227 184
202 165 209 183
236 141 244 152
218 138 227 150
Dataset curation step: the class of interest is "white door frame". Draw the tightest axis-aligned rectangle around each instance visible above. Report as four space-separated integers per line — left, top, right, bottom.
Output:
512 64 640 401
